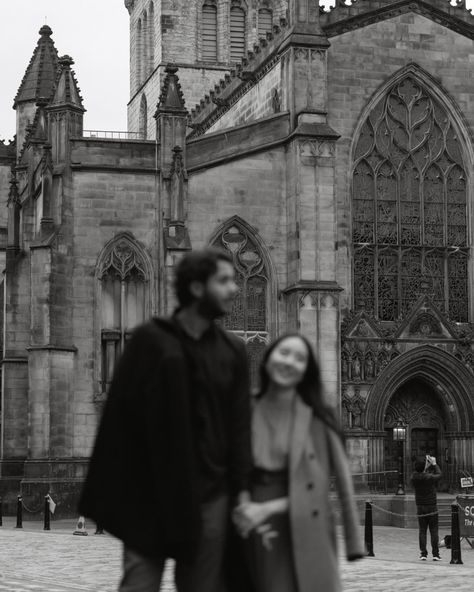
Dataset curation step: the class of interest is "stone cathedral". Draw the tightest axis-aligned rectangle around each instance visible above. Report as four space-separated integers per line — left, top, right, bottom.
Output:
1 0 474 511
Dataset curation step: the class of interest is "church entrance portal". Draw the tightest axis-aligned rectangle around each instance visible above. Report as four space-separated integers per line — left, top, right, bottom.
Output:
383 379 446 492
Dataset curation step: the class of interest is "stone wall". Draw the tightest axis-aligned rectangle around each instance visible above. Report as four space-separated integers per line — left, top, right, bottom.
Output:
69 158 158 457
206 61 281 132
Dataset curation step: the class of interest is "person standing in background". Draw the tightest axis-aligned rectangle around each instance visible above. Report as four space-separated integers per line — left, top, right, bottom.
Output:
411 455 442 561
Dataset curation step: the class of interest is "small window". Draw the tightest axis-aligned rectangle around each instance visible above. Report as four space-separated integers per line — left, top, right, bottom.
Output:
230 6 246 62
202 2 218 61
258 8 272 39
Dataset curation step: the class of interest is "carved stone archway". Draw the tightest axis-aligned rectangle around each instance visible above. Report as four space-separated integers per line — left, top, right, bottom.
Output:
366 345 474 433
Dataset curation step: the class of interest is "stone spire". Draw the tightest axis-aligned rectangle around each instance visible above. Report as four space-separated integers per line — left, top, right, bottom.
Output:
50 55 85 110
155 65 187 115
14 25 59 107
46 55 85 163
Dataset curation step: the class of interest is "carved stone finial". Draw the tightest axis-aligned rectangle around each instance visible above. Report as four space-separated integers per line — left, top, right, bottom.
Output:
39 25 53 37
58 55 74 67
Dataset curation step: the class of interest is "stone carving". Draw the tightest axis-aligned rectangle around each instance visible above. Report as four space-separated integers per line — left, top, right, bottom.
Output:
271 88 281 113
409 313 442 337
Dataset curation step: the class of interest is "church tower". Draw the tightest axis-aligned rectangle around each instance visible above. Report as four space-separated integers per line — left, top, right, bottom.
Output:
124 0 289 139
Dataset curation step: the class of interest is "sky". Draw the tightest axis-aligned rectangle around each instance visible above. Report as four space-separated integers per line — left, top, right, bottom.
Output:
0 0 472 142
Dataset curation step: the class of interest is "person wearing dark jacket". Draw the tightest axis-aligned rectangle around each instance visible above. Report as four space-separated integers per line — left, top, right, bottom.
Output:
78 248 252 592
411 455 442 561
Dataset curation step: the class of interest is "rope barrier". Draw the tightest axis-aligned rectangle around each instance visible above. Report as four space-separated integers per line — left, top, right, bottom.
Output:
21 500 43 514
369 502 439 518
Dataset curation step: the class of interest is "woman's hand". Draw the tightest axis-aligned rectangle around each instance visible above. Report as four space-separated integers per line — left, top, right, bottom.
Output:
232 502 270 537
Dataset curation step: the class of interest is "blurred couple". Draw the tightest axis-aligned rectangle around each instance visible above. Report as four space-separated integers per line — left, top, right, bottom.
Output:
79 248 364 592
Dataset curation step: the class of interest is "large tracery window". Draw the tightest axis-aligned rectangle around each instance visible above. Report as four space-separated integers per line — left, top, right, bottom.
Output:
98 236 149 393
353 76 468 322
211 223 269 384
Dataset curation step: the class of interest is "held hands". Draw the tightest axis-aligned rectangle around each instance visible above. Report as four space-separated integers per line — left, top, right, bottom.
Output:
232 501 270 538
232 502 279 550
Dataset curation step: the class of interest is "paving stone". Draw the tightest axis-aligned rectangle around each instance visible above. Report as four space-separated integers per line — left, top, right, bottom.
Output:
0 518 473 591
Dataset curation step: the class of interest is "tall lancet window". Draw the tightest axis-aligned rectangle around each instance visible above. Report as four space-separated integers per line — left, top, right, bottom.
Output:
352 75 468 322
211 221 270 385
98 235 149 393
139 94 147 139
230 1 246 62
202 1 218 61
148 2 155 74
258 6 272 39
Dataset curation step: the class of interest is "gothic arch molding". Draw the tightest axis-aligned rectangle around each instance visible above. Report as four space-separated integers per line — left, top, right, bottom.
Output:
351 62 474 169
208 215 278 337
96 231 153 281
366 345 474 432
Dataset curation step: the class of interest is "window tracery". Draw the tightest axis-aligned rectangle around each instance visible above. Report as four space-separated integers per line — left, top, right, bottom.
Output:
98 235 149 393
353 76 468 322
211 221 270 384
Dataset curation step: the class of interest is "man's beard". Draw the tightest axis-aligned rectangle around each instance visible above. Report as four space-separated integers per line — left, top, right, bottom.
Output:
196 291 229 320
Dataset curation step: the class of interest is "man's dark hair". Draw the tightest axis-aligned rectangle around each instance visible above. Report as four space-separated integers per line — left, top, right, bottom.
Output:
174 248 234 307
414 460 425 473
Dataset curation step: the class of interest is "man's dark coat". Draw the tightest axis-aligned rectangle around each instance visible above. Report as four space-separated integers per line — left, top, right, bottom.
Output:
78 317 250 562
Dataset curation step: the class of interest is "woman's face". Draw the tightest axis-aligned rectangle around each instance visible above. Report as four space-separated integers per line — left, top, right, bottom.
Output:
265 336 309 389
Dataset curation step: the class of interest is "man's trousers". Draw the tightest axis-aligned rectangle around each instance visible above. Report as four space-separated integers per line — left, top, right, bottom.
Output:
119 495 228 592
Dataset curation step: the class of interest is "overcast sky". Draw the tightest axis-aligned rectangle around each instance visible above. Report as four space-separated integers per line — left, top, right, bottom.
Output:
0 1 472 142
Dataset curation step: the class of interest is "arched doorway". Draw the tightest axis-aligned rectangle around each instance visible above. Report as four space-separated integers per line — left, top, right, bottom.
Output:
365 345 474 491
384 378 446 492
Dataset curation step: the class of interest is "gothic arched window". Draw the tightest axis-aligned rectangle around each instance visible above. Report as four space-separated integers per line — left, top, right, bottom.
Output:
211 221 269 384
142 11 149 80
258 7 272 39
139 94 147 139
352 76 468 322
202 1 218 62
230 1 246 62
136 18 143 87
97 235 150 393
148 2 155 74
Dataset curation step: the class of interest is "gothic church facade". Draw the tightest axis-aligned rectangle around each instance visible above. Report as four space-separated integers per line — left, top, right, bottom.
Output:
1 0 474 510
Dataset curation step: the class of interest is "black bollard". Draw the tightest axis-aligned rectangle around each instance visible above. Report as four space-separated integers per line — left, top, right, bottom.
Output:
16 496 23 529
44 496 51 531
94 523 105 535
364 500 375 557
0 497 2 527
450 502 463 565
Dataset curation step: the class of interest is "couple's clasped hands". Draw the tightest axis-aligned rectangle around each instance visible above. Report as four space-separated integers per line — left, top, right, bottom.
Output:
232 496 288 550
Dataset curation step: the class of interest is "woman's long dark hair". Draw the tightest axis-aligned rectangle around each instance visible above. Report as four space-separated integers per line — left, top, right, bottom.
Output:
257 333 344 441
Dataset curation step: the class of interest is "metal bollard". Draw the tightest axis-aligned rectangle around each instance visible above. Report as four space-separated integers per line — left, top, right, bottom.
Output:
16 496 23 529
364 500 375 557
450 502 463 565
44 495 51 531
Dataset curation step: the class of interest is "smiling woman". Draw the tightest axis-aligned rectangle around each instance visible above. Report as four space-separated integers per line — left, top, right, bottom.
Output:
230 333 364 592
0 0 129 140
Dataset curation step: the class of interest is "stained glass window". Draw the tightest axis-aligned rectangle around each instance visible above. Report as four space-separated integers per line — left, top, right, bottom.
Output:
212 222 269 386
353 76 468 321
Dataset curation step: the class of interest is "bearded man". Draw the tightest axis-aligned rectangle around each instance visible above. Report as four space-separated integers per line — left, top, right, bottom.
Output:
79 248 252 592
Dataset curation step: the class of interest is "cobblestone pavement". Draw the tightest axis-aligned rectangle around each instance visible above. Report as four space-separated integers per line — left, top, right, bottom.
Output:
0 517 473 591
